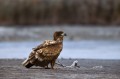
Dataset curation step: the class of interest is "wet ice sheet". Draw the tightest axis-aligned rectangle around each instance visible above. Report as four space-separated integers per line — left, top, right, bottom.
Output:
0 40 120 59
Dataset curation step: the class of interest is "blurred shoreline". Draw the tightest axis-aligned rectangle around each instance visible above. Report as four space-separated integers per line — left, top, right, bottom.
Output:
0 26 120 41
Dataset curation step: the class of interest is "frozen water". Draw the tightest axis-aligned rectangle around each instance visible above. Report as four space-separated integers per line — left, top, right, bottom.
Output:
0 40 120 59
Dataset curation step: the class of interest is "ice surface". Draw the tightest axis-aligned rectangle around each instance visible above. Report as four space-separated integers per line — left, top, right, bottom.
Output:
0 40 120 59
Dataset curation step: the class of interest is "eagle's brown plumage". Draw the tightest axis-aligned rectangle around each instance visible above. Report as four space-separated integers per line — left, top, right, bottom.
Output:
22 31 66 69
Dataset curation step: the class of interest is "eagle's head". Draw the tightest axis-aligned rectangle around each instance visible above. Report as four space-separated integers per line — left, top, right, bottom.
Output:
53 31 67 41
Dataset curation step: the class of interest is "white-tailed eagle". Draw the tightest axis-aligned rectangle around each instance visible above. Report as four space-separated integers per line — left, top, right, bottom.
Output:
22 31 66 69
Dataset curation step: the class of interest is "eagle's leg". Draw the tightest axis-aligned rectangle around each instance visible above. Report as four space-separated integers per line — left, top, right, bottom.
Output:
46 65 49 68
45 65 50 69
50 60 56 69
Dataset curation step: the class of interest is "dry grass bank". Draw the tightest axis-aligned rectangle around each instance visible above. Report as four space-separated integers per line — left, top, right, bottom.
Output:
0 0 120 25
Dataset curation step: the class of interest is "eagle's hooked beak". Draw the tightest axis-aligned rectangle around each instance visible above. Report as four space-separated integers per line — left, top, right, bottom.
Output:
62 33 67 36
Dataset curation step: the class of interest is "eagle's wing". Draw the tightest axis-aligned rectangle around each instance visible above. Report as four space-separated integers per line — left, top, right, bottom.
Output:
32 40 61 51
34 40 62 61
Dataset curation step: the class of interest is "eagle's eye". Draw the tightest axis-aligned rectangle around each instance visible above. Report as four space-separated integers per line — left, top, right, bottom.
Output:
61 33 67 36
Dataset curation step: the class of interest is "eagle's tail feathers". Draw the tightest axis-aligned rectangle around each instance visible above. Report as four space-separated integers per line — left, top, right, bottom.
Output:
25 63 34 68
22 58 34 68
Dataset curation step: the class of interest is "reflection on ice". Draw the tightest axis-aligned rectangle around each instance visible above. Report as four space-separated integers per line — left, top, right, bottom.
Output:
0 40 120 59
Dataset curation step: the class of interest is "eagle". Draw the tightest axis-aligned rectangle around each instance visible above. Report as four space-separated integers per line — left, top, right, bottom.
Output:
22 31 67 69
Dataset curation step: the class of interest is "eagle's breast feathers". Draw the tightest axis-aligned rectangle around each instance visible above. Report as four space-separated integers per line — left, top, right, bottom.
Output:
29 40 62 66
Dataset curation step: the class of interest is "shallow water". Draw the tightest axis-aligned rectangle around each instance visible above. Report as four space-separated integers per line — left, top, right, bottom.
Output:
0 40 120 59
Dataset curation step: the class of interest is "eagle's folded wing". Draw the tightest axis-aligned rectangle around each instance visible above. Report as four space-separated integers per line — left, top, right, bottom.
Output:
33 40 62 61
28 51 36 60
33 40 61 51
